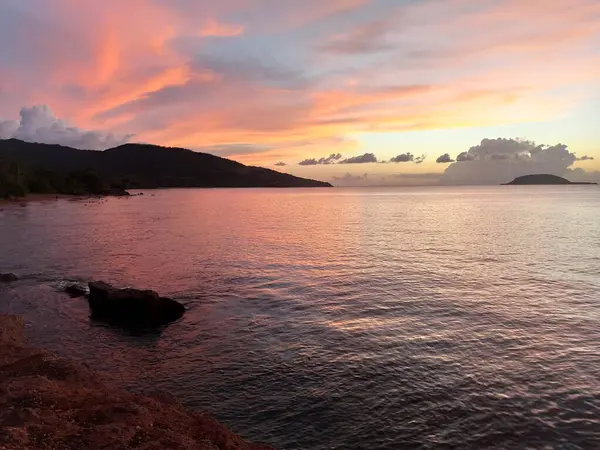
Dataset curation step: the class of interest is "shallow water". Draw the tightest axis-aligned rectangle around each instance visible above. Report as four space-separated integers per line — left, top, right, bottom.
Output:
1 186 600 449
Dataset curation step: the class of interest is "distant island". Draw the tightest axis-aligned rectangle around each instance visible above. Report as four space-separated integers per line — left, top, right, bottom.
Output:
0 139 331 199
502 174 597 185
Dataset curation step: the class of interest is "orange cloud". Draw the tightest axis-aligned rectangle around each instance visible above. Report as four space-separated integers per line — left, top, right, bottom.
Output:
95 25 120 86
1 0 598 171
199 19 244 37
82 66 194 122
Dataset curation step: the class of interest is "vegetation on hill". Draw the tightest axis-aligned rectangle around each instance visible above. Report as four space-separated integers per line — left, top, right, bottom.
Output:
0 139 331 198
0 158 124 199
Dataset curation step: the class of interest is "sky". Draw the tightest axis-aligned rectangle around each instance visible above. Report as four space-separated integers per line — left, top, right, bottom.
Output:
0 0 599 185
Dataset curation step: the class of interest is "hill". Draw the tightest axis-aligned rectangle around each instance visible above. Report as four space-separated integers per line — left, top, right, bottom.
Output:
0 139 331 192
502 174 597 185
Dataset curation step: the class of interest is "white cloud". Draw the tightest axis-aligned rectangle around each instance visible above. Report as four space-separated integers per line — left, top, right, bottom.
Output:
339 153 378 164
298 153 343 165
332 172 369 185
319 153 343 164
333 172 368 181
456 151 475 162
0 105 133 150
300 152 377 165
436 153 454 163
0 120 19 138
566 167 600 183
442 138 600 185
298 158 319 166
385 153 426 164
331 171 443 186
389 153 413 162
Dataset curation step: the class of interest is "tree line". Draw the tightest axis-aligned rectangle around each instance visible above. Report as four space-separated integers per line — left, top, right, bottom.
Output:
0 159 125 199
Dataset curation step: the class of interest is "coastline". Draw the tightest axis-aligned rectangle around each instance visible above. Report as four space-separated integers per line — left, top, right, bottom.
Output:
0 193 133 208
0 314 274 450
0 193 83 207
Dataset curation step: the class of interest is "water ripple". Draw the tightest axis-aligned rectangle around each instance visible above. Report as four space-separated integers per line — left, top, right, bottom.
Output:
1 186 600 449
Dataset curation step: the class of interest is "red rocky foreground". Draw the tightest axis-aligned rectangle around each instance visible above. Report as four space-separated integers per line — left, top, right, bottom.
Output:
0 314 274 450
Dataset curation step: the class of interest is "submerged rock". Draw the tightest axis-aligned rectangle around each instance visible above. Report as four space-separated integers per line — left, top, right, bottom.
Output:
0 314 274 449
87 281 185 328
65 284 87 298
0 273 18 282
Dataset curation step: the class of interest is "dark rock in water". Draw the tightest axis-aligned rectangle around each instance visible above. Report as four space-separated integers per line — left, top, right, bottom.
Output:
0 273 18 282
87 281 185 328
65 284 87 298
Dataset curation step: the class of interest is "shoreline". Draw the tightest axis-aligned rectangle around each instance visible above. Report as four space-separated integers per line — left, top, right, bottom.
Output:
0 193 87 207
0 193 133 207
0 313 274 449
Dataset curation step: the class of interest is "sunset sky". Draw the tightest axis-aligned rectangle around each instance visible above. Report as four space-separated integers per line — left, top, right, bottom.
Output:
1 0 599 185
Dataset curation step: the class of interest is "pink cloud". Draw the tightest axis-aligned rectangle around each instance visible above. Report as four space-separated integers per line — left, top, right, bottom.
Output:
199 19 244 37
156 0 370 30
0 0 598 170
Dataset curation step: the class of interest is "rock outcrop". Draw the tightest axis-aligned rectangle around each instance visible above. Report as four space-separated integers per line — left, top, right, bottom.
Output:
0 273 18 282
87 281 185 328
0 314 274 450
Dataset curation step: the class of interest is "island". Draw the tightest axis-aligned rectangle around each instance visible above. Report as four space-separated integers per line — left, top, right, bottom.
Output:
502 174 597 185
0 138 331 199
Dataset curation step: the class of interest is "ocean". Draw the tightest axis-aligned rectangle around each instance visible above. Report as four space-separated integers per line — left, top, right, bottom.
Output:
1 186 600 449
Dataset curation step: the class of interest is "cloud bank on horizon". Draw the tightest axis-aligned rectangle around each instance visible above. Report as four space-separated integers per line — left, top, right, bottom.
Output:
441 138 600 185
0 0 599 184
328 138 600 186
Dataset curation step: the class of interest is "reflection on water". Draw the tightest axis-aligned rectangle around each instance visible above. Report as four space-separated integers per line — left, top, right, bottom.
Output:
1 186 600 449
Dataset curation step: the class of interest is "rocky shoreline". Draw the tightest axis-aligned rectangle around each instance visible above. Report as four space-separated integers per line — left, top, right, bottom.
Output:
0 192 135 208
0 314 275 449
